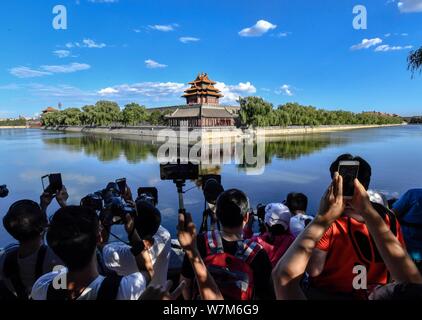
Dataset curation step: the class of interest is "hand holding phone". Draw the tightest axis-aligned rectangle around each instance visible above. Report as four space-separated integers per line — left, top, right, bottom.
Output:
116 178 127 194
42 173 63 196
338 161 360 199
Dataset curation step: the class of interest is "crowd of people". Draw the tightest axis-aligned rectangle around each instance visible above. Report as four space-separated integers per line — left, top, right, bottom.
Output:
1 153 422 300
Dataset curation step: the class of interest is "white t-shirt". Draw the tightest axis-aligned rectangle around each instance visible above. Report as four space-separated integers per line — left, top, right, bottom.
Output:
0 245 62 296
31 268 147 300
102 226 171 286
289 213 314 237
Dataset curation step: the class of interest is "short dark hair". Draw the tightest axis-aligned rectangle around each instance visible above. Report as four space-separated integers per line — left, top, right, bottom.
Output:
329 154 372 190
216 189 249 229
47 206 98 271
285 193 308 213
203 179 224 205
3 200 47 242
134 201 161 241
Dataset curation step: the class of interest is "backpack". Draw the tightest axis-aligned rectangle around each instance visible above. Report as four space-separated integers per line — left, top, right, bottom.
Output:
2 244 47 300
46 274 123 300
203 230 262 300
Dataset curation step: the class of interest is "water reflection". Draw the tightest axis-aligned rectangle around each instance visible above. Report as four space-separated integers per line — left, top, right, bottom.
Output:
43 133 348 165
44 135 160 163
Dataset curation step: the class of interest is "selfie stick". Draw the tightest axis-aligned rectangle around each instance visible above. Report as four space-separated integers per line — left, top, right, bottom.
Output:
174 179 186 215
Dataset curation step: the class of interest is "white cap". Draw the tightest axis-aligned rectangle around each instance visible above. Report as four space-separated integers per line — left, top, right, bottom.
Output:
264 203 291 229
368 189 388 207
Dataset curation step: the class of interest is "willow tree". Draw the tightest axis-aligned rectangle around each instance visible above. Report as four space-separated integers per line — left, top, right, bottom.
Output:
408 47 422 77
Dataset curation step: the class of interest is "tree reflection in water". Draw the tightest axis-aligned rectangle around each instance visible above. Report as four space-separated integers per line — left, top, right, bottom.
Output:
43 133 347 167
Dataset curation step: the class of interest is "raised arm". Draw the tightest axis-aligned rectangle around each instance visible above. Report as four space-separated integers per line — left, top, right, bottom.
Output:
352 180 422 284
272 173 345 300
178 212 224 300
124 213 154 283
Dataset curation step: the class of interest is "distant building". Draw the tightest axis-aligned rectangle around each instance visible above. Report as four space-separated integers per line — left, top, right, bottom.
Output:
42 107 59 114
161 73 240 127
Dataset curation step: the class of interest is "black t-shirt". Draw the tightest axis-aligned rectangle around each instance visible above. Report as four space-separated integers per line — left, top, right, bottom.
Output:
181 233 274 300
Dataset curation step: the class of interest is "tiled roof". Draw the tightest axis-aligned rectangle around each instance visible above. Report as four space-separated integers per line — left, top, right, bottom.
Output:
166 105 237 119
166 107 200 118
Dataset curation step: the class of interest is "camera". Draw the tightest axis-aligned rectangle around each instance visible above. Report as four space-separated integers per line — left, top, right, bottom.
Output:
137 187 158 206
0 185 9 198
81 182 136 225
80 192 104 212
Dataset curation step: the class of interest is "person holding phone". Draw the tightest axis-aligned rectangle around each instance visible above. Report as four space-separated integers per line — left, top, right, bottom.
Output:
306 154 405 299
272 174 422 300
102 200 171 287
40 174 68 213
0 200 62 300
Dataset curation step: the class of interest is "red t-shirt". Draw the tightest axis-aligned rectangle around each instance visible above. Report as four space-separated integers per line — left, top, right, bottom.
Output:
251 232 295 268
310 215 404 294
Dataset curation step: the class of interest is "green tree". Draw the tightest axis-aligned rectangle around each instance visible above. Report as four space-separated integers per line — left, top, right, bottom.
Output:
60 108 82 125
239 96 273 127
408 46 422 77
93 100 121 126
148 110 162 125
121 103 147 126
81 105 96 126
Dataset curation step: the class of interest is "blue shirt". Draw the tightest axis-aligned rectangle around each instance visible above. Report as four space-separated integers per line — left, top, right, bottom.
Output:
393 189 422 261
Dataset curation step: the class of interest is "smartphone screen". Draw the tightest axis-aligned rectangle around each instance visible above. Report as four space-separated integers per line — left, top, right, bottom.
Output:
116 178 127 194
49 174 63 192
41 175 49 192
338 161 360 198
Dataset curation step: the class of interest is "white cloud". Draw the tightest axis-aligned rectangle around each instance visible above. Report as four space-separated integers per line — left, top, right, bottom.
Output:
82 39 106 48
9 67 51 78
375 44 413 52
351 38 383 50
53 50 72 58
215 81 257 103
65 39 106 49
145 59 167 69
239 20 277 37
98 87 119 95
275 31 291 37
40 63 91 74
0 84 20 90
148 24 177 32
179 37 200 43
97 82 186 98
9 63 91 78
28 83 95 98
133 29 141 33
397 0 422 12
279 84 294 96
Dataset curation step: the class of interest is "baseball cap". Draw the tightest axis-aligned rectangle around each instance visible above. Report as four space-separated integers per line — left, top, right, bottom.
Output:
264 203 291 229
368 189 388 207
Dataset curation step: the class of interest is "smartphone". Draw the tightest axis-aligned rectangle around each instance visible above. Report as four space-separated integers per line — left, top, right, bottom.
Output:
160 162 199 181
338 161 360 199
42 173 63 195
116 178 127 194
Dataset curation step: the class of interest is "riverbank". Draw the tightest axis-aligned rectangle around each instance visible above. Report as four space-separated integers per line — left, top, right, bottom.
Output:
43 123 406 141
0 126 27 129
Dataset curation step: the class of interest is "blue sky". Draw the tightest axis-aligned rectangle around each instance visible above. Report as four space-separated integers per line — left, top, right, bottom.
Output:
0 0 421 118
